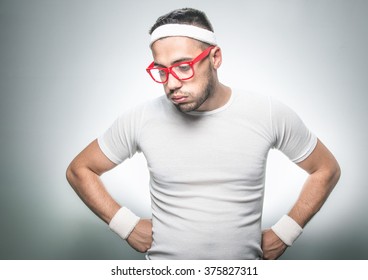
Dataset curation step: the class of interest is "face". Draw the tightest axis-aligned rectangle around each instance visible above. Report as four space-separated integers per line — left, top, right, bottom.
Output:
151 37 218 112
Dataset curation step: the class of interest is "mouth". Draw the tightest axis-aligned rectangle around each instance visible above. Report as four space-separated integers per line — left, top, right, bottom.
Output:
171 95 188 104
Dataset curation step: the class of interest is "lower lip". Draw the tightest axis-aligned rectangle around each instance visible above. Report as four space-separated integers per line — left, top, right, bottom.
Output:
172 97 188 104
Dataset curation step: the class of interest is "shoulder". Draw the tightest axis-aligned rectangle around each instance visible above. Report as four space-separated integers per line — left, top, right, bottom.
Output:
230 89 272 121
234 90 299 121
118 95 167 119
232 89 270 110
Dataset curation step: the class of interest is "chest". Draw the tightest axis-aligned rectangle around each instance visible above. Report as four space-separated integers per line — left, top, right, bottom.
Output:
138 113 273 185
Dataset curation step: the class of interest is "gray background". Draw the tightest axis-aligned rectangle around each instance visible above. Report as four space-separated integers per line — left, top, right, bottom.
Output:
1 0 367 259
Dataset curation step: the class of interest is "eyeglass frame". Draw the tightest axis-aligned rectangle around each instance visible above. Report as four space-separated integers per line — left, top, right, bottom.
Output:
146 46 215 84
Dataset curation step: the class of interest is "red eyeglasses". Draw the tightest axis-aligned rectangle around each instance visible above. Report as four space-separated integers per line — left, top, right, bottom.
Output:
146 46 215 84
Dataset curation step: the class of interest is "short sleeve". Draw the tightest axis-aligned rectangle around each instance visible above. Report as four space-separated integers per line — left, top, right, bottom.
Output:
97 107 143 165
270 97 317 163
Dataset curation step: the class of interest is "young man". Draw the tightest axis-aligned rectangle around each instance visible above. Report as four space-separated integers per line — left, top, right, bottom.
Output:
66 8 340 260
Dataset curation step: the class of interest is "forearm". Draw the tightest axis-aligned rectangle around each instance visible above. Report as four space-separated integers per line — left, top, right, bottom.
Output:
264 140 340 259
67 165 152 252
263 161 340 259
66 165 120 224
288 166 340 228
66 140 152 252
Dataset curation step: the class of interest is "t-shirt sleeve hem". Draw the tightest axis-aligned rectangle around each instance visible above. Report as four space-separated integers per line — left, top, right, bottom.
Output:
97 137 123 165
291 135 318 163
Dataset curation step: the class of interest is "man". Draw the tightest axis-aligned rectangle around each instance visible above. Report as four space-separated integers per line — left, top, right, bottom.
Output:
66 8 340 260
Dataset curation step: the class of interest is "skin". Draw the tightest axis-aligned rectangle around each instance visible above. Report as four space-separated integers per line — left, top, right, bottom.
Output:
262 140 340 259
66 35 341 259
151 37 231 112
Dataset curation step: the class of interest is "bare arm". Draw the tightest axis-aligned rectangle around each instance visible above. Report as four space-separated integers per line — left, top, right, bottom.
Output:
66 139 152 252
262 139 341 259
66 139 120 223
291 139 341 226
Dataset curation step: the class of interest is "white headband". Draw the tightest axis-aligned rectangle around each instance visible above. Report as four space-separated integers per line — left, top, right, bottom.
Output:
150 24 217 47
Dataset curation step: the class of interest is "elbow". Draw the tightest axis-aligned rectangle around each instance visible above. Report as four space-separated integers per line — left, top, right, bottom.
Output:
333 162 341 186
324 160 341 189
66 159 99 191
65 163 74 186
66 161 80 188
311 158 341 194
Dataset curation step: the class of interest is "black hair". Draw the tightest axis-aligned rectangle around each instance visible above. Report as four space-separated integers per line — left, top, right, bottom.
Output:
149 8 214 35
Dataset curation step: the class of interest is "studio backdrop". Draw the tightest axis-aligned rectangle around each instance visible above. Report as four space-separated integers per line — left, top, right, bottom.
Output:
0 0 367 259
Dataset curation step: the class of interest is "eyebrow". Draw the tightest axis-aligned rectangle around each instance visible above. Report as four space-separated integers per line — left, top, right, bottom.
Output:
154 57 193 68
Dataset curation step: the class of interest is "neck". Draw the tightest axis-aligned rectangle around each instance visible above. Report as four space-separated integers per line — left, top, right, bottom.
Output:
196 82 232 112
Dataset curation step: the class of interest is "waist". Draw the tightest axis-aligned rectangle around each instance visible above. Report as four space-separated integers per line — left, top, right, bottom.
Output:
147 215 262 260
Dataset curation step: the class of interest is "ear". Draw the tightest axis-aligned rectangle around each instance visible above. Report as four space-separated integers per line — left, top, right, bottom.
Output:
210 46 222 70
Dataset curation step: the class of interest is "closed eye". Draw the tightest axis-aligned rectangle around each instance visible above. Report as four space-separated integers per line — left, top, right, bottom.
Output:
174 63 191 72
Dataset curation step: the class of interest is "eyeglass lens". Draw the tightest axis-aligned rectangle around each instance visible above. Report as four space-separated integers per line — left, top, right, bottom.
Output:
150 63 193 83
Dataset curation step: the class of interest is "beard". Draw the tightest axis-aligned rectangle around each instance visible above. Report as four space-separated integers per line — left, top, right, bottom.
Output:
172 73 216 113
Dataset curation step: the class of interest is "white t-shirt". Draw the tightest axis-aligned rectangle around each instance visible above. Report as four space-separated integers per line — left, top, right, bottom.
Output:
98 90 317 259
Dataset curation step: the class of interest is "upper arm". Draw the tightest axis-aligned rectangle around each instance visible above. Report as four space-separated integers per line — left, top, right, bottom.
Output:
270 98 317 163
67 139 117 177
297 138 341 179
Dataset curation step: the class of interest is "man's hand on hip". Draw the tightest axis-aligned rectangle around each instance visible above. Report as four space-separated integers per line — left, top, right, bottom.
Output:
127 219 153 253
261 228 287 260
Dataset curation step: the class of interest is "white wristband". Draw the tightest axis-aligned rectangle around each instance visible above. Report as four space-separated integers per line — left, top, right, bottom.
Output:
271 215 303 246
109 207 140 240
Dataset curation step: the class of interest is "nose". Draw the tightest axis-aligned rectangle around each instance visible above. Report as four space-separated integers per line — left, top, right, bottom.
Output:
165 72 182 92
